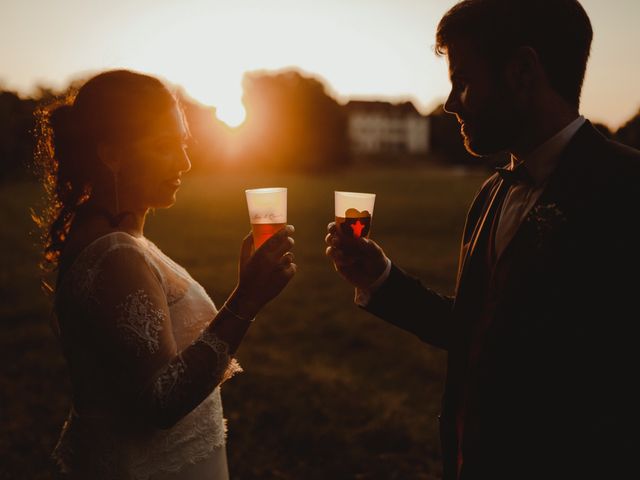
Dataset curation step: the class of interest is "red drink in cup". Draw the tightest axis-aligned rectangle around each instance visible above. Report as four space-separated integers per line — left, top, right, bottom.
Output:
245 188 287 249
334 191 376 239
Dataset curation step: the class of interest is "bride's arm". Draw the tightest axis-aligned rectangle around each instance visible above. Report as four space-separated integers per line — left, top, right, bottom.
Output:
89 231 294 430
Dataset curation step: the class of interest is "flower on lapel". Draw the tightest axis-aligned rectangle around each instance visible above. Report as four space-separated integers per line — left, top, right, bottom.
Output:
525 202 566 248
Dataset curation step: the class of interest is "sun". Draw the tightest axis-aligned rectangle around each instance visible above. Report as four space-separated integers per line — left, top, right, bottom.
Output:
215 101 246 128
168 70 247 129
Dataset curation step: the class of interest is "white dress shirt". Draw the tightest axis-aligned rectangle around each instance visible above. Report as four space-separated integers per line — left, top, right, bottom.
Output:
355 115 586 307
494 115 585 257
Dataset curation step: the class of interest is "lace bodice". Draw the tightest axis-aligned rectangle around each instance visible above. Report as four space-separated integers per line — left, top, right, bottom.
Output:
51 231 241 479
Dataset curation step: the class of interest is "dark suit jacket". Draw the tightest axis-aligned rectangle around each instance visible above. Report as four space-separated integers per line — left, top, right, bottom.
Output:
365 122 640 480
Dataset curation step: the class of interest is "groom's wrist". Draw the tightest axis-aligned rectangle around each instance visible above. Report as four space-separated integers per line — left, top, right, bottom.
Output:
355 257 392 307
367 257 392 293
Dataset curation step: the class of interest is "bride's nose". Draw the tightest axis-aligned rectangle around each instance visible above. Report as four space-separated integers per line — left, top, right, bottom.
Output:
177 147 191 174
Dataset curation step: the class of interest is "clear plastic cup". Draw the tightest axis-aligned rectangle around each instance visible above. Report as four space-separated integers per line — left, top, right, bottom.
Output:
334 191 376 238
245 188 287 248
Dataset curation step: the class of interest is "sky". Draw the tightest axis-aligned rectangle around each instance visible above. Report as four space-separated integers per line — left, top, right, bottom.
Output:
1 0 638 129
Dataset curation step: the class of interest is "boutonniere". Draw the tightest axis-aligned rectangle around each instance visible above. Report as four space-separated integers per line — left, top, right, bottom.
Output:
525 202 567 247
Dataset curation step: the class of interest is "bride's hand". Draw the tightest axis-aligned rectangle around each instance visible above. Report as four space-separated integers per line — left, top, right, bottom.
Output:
227 225 296 319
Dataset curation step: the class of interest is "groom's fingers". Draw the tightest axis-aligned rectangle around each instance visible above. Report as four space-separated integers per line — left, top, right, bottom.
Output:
327 246 357 267
326 246 342 263
327 223 369 249
326 232 344 248
362 237 381 254
324 232 333 246
327 236 368 256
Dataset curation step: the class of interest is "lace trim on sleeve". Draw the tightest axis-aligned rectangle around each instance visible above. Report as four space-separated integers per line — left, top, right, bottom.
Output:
152 355 189 409
115 289 166 356
148 332 242 405
195 329 244 383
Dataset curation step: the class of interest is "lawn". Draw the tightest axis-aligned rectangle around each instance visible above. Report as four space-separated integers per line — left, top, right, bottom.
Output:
0 165 486 480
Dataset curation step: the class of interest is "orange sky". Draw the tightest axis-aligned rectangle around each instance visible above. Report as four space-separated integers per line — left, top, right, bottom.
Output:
1 0 638 129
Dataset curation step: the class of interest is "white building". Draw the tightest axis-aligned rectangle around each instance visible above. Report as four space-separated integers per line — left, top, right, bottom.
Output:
345 100 430 157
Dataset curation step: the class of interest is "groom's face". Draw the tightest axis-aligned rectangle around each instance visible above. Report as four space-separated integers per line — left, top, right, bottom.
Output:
444 39 520 156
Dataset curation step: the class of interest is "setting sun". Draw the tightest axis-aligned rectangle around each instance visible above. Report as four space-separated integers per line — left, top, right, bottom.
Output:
0 0 638 130
215 101 246 128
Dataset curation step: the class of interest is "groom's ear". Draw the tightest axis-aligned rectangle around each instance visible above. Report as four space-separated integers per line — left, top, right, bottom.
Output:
505 46 544 103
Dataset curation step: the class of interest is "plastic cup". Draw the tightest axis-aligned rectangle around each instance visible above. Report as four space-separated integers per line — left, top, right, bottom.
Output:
334 191 376 239
245 188 287 249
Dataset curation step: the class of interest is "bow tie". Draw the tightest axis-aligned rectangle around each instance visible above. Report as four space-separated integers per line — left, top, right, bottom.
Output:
495 163 532 186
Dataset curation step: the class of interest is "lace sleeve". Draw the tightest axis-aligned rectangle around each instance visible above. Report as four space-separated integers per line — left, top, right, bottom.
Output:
88 242 241 430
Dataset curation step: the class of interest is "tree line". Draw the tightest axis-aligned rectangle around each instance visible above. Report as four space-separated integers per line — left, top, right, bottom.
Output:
1 70 639 180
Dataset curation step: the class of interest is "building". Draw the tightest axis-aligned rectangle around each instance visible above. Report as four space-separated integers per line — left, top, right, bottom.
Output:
344 100 430 159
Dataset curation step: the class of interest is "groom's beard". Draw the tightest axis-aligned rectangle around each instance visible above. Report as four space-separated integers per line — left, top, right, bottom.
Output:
461 90 522 157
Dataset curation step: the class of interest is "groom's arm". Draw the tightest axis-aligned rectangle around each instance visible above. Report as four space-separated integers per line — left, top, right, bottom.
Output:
358 263 454 351
355 176 500 351
326 177 496 352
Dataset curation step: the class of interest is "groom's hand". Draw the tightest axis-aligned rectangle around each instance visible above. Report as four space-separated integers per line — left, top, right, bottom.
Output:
325 222 389 290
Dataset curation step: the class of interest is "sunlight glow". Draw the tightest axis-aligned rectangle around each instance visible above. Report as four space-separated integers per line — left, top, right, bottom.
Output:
1 0 637 129
215 101 246 128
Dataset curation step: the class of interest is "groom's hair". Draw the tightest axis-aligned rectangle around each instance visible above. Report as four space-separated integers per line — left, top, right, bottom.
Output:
435 0 593 109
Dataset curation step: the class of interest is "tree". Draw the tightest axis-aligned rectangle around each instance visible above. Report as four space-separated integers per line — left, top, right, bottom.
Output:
176 90 231 172
240 70 349 171
0 91 38 180
615 110 640 150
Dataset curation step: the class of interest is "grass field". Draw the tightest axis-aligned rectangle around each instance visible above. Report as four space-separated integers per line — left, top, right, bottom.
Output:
0 166 486 480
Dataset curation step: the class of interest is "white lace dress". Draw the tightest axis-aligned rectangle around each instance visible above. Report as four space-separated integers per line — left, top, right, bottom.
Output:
51 231 242 479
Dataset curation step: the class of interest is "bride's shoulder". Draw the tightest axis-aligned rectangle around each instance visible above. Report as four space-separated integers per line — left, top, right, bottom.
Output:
70 227 142 255
61 228 148 277
59 228 160 299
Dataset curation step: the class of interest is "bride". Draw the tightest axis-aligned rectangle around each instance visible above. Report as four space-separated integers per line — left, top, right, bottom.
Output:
37 70 297 479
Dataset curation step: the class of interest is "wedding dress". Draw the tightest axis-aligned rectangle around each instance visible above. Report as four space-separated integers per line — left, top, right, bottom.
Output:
51 231 242 479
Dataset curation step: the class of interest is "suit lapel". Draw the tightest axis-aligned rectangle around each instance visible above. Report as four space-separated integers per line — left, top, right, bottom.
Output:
455 177 509 305
492 122 605 272
454 179 508 337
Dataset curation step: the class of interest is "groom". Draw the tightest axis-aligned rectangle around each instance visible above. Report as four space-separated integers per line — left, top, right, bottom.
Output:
326 1 639 479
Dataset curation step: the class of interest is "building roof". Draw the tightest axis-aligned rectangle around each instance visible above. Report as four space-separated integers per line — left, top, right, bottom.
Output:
344 100 423 117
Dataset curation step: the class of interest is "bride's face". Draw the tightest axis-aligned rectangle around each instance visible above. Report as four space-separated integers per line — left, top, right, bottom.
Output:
118 105 191 210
